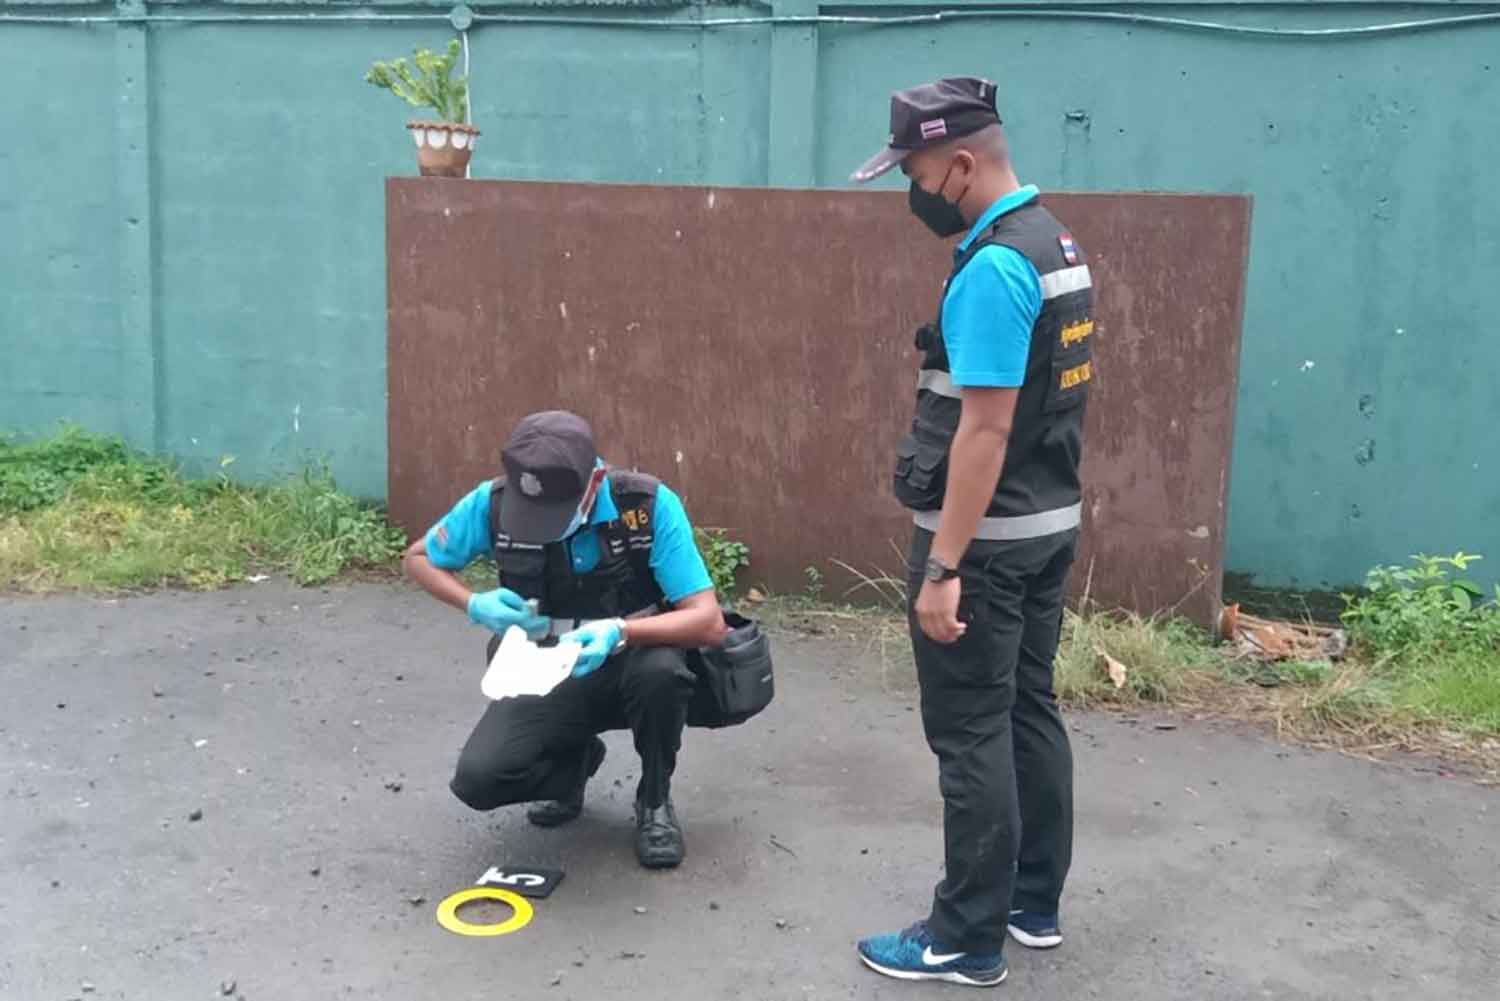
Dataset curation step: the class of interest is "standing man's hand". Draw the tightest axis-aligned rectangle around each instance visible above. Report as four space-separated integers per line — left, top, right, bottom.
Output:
915 387 1019 646
467 588 550 638
915 576 967 643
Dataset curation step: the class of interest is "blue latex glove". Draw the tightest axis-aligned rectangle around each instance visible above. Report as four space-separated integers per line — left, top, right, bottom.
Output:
559 618 624 678
467 588 550 638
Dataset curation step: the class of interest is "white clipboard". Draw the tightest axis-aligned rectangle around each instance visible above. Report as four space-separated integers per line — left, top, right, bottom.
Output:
480 626 582 701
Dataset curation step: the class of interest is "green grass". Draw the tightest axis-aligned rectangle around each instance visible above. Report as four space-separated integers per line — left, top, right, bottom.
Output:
695 527 751 598
1378 649 1500 735
1054 608 1498 740
760 556 1500 758
1336 553 1500 736
1054 609 1225 707
1058 558 1500 742
5 426 1496 757
1 426 406 591
0 427 750 600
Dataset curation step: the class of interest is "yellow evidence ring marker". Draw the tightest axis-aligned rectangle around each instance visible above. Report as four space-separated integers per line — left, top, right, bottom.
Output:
435 887 535 937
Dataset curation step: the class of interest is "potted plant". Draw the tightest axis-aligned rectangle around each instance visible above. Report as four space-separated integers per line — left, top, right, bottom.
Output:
365 39 478 178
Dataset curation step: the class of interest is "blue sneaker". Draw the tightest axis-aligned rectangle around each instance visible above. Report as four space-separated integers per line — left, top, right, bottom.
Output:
1007 910 1062 949
857 920 1008 987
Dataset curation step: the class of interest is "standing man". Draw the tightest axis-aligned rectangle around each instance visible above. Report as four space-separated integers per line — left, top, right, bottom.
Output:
402 410 725 869
849 78 1095 987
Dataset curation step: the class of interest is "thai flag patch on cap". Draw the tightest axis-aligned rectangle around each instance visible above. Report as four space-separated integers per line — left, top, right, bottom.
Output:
1059 233 1079 265
919 118 948 141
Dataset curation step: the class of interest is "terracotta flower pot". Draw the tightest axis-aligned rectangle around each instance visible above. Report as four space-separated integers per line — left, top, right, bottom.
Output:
407 120 480 178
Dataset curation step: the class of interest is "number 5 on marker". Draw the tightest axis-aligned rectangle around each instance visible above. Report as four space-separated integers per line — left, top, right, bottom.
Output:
477 865 564 899
479 868 543 887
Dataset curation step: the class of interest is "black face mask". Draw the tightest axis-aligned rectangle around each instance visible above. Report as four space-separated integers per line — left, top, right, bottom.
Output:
908 166 969 238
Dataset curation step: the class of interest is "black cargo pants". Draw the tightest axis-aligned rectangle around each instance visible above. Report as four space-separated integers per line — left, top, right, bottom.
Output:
450 645 696 812
908 525 1078 954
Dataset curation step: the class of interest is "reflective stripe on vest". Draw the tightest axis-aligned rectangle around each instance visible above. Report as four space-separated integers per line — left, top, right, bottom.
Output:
913 501 1082 541
917 266 1093 402
1039 265 1092 301
917 368 961 399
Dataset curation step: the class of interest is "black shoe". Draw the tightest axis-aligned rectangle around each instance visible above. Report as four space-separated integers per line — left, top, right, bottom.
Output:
527 737 606 828
634 798 685 869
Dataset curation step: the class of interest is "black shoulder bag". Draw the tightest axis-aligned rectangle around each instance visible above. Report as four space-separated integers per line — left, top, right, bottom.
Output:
686 610 775 729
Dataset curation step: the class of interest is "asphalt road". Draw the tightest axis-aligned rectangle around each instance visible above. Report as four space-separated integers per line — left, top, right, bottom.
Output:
3 581 1496 1000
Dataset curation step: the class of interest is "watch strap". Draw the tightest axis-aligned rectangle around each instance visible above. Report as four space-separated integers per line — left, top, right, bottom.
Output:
926 556 959 582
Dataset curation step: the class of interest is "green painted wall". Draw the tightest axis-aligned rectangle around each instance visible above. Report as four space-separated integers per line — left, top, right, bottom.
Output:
2 1 1498 592
1 24 125 438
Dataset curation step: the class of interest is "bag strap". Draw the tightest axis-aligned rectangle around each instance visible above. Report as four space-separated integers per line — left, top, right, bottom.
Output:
604 470 660 598
487 476 506 547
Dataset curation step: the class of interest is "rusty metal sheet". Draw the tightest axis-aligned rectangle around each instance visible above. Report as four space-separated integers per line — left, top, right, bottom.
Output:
387 179 1250 627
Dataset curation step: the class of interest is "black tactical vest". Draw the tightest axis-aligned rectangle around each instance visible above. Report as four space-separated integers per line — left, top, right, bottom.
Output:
488 470 667 619
895 198 1094 528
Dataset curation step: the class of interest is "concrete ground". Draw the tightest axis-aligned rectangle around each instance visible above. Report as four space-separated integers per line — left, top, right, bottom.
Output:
2 581 1497 1001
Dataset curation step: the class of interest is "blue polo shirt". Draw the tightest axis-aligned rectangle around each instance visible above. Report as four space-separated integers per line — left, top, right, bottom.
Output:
423 474 714 604
940 185 1044 388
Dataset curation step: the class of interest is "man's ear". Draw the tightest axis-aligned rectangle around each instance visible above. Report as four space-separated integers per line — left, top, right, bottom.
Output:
951 149 977 181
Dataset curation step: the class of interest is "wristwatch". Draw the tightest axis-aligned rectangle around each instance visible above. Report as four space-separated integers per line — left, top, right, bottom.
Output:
611 618 630 654
924 556 960 583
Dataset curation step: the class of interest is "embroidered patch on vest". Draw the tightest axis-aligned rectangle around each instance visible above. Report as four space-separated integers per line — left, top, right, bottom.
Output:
1060 360 1093 390
1059 233 1079 265
1060 319 1094 347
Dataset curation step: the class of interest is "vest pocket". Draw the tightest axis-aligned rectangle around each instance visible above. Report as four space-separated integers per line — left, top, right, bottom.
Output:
496 546 548 600
1044 346 1093 414
893 424 950 511
895 437 916 481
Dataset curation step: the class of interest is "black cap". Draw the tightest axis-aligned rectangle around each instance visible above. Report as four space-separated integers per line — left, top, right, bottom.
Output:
850 76 1002 184
498 410 598 542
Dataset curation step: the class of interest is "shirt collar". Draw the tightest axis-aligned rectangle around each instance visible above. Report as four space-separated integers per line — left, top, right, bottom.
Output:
588 471 617 525
957 184 1040 254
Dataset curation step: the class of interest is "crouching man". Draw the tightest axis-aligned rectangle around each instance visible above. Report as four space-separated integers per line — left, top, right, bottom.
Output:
403 410 724 868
